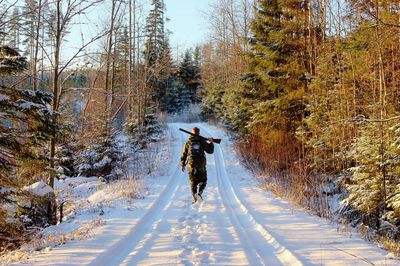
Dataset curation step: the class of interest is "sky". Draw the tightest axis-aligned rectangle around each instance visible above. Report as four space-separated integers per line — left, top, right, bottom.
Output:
64 0 214 63
164 0 213 55
6 0 214 65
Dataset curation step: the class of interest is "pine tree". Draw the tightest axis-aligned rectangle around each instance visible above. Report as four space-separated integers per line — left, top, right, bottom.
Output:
346 121 400 228
0 45 55 187
75 130 124 181
164 78 186 114
178 50 201 105
300 44 349 175
157 35 175 111
6 7 21 48
0 45 56 245
144 0 167 104
193 46 201 68
144 0 165 70
222 0 309 173
243 0 308 131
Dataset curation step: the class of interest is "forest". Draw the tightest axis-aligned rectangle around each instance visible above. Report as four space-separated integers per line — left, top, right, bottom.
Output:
1 0 400 258
200 0 400 253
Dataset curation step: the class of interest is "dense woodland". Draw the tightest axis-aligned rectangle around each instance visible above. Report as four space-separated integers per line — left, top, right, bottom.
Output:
200 0 400 251
0 0 399 255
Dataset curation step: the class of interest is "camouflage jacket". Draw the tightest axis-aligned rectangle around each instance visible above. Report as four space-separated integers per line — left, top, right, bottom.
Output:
180 135 214 171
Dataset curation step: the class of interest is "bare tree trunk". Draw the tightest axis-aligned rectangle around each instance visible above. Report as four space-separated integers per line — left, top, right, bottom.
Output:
104 0 117 130
242 0 249 52
321 0 326 43
32 0 43 91
137 20 142 125
128 0 133 120
375 0 387 214
48 0 62 189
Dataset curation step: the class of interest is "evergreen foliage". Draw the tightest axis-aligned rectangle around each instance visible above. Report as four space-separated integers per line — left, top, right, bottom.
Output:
125 108 162 149
0 46 28 74
0 46 55 187
343 120 400 235
144 0 166 69
178 50 201 104
75 132 125 181
124 0 168 143
0 44 56 251
144 0 168 103
240 0 307 133
162 77 187 114
157 36 176 112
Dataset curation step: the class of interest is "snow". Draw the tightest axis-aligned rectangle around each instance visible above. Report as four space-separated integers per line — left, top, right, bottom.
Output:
13 100 45 111
24 181 53 197
0 93 10 101
87 181 144 204
0 187 17 194
93 157 112 170
3 123 399 265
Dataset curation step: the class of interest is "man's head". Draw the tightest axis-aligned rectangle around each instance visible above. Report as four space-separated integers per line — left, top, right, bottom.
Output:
192 127 200 135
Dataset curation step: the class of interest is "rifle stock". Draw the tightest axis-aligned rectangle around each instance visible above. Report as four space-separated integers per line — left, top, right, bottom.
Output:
179 128 221 144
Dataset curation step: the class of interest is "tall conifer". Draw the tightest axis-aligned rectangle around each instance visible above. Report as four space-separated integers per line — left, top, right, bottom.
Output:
237 0 308 153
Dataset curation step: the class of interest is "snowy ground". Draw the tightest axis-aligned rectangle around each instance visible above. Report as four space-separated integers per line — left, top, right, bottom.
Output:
6 123 399 265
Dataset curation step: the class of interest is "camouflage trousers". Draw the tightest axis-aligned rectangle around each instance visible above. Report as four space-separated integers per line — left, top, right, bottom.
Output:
189 167 207 199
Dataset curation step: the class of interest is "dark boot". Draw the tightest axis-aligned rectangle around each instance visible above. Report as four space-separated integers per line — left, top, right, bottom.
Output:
192 194 197 204
190 179 198 204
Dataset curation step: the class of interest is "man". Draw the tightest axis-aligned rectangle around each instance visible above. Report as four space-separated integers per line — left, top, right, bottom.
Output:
180 127 214 204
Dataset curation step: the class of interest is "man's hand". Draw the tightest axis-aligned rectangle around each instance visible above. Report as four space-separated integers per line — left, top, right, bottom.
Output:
207 138 213 144
181 165 186 172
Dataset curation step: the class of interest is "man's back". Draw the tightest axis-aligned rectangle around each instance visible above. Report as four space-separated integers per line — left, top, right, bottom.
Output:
181 135 214 172
180 127 214 203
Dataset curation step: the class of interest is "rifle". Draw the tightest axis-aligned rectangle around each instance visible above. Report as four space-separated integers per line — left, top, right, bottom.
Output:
179 128 221 144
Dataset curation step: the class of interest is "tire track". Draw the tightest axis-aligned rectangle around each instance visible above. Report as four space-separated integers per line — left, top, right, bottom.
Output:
200 126 304 266
88 125 185 266
119 176 186 265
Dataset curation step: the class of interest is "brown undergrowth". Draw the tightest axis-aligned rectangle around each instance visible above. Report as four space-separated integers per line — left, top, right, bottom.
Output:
235 129 400 256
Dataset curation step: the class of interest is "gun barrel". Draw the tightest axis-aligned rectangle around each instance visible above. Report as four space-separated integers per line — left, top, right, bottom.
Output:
179 128 221 144
179 128 192 135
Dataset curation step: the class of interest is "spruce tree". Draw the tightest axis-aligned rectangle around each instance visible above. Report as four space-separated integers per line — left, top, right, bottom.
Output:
144 0 165 70
157 35 175 112
0 45 56 245
144 0 167 107
234 0 308 153
0 45 55 187
346 121 400 228
178 50 201 105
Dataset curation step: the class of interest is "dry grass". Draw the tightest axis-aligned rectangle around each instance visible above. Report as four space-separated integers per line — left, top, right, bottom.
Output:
382 238 400 256
0 218 104 265
113 179 144 199
358 224 400 256
235 127 331 218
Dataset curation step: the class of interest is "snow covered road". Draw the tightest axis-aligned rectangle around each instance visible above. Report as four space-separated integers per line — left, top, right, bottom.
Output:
14 123 397 265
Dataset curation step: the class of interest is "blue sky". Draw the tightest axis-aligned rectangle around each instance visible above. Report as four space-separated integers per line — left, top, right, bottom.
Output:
41 0 214 64
164 0 213 53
